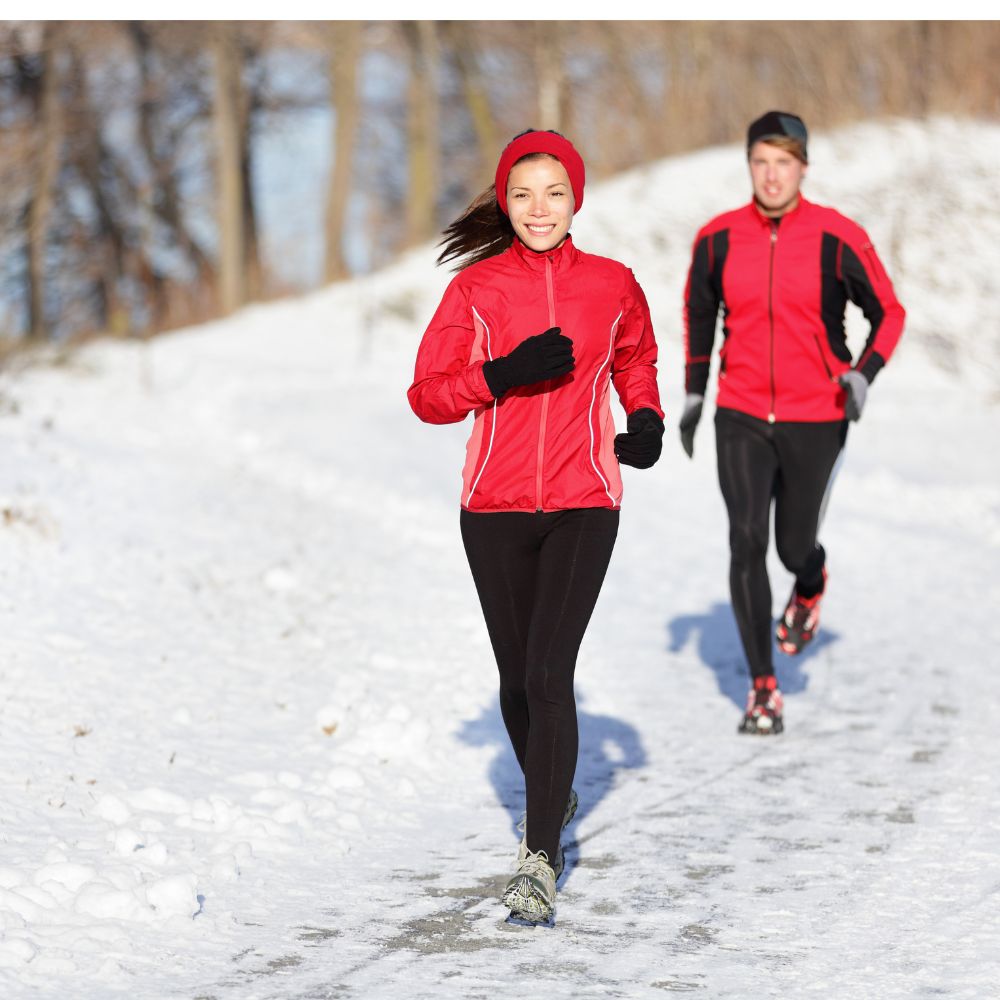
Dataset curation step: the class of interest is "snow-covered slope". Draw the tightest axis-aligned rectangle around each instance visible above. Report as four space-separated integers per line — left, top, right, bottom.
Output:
1 117 998 998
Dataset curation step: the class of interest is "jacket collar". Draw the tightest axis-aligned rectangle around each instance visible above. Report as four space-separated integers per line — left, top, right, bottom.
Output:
509 233 580 273
749 194 809 228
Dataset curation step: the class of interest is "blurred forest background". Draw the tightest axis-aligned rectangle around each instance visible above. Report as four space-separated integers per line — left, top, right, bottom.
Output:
1 19 998 346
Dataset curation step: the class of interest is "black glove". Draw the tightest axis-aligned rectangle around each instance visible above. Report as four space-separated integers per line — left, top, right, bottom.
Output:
679 393 704 458
838 370 868 422
482 327 575 398
614 408 664 469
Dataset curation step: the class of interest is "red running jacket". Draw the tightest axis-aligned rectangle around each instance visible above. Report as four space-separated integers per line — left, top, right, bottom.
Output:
684 197 905 423
408 236 663 512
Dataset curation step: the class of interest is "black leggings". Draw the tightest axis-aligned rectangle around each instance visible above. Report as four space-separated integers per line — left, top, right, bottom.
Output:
715 408 847 680
460 507 619 863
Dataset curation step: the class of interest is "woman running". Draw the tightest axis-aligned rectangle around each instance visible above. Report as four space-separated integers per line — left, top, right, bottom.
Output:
408 129 663 922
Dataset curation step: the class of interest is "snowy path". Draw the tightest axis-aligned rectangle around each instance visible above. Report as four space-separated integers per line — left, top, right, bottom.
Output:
2 120 1000 997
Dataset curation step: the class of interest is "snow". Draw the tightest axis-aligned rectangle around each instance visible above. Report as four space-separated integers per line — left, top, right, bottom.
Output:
1 116 999 998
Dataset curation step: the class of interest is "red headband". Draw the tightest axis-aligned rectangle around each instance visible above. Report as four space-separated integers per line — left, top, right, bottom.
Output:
494 132 585 216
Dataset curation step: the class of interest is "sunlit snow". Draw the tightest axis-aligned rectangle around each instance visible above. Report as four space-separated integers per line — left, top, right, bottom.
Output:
1 117 998 998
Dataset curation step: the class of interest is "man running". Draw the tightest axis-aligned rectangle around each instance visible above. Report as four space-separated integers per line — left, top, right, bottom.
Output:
679 111 905 734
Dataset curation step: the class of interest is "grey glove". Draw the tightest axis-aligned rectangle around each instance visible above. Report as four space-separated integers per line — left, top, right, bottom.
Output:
679 393 704 458
838 370 868 422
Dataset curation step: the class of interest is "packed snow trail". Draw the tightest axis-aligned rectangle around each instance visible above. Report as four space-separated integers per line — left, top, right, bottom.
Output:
1 119 998 998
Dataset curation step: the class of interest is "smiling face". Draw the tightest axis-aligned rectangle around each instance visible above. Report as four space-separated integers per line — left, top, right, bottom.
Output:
506 155 575 252
748 140 807 217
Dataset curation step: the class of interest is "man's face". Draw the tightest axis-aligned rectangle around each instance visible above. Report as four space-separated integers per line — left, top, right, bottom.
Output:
749 141 807 217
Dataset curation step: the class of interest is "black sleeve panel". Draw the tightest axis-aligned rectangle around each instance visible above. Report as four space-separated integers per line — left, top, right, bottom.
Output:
684 229 728 395
840 242 886 383
820 233 852 363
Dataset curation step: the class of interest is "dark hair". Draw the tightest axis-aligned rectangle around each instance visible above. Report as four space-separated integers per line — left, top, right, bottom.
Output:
436 184 515 272
437 128 566 272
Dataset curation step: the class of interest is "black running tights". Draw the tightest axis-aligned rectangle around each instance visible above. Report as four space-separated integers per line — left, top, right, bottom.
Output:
715 408 847 679
460 507 619 863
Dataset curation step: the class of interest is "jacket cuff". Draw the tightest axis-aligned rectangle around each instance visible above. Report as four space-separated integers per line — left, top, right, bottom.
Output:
858 351 885 385
629 407 665 431
685 360 710 396
471 360 501 402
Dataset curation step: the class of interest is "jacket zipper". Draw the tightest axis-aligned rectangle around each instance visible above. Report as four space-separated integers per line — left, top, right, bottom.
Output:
535 256 556 511
767 224 777 424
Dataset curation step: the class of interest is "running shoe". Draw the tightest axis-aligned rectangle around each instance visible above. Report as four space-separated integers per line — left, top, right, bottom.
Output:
502 848 557 923
776 571 827 655
738 674 784 735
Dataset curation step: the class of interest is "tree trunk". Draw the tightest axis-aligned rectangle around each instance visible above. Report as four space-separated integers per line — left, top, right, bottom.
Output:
212 25 245 315
26 24 62 341
403 21 439 248
324 21 362 282
240 36 262 301
67 43 134 334
535 24 566 132
604 23 662 167
444 22 497 179
129 23 216 296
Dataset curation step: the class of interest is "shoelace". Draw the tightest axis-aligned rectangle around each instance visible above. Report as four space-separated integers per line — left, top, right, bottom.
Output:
796 605 819 631
787 589 821 625
514 849 554 881
748 682 782 714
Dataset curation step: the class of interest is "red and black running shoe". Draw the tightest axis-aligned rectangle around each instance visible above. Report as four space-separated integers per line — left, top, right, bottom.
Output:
775 571 826 655
738 675 784 735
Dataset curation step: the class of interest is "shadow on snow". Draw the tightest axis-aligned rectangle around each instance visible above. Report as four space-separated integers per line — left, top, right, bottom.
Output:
666 600 840 708
456 691 646 886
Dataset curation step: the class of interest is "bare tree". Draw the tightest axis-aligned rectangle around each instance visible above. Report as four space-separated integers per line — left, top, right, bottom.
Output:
211 24 245 315
238 28 268 301
3 20 1000 346
443 22 497 179
402 21 439 248
25 23 62 340
128 23 215 304
324 21 362 282
535 22 567 132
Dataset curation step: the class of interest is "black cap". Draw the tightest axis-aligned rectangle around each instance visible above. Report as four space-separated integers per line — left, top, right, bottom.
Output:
747 111 808 160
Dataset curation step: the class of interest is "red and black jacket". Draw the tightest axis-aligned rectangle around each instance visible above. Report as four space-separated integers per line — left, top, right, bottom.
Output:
684 196 905 423
408 235 662 512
